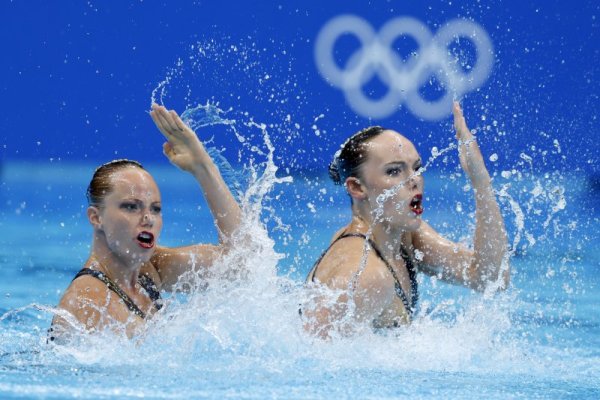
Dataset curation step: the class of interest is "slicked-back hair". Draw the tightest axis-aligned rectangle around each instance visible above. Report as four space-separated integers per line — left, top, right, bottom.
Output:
329 126 386 185
86 159 144 206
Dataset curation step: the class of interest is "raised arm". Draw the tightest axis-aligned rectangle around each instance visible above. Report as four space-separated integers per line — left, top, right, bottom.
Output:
149 104 243 289
414 102 509 291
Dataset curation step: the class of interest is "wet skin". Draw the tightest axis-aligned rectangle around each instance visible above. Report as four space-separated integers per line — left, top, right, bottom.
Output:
356 130 424 232
51 104 243 339
94 168 163 267
304 103 509 338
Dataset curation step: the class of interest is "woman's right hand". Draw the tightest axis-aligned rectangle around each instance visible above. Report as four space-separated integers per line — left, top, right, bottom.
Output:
150 103 209 173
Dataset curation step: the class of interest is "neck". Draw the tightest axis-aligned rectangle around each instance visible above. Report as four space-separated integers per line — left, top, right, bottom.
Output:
88 237 141 290
350 209 406 261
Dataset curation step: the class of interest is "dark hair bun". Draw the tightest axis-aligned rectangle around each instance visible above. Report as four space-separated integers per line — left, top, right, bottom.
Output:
328 126 386 186
328 156 342 185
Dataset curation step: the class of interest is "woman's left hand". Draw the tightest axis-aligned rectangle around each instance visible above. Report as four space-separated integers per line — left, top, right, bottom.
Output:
453 101 490 188
150 104 209 173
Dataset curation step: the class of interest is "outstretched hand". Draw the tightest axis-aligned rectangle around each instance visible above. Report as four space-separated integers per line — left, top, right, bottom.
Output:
453 101 490 187
150 104 209 173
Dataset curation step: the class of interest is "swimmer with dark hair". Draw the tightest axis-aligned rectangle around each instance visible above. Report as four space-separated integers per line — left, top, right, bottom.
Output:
303 102 509 338
50 104 242 340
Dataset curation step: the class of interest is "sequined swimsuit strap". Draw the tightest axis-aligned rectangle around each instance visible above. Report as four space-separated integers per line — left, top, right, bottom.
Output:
308 232 418 314
137 274 163 309
359 234 419 314
73 268 163 319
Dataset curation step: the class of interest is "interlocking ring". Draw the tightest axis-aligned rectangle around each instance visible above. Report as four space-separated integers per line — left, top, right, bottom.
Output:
314 15 494 120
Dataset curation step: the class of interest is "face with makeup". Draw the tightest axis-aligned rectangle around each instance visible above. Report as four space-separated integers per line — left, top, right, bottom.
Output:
353 130 424 231
90 167 163 265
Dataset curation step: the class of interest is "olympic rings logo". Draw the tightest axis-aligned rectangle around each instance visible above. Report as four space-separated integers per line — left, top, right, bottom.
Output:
314 15 494 120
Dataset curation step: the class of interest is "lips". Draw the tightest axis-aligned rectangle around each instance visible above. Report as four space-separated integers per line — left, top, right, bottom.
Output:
136 231 155 249
410 194 423 215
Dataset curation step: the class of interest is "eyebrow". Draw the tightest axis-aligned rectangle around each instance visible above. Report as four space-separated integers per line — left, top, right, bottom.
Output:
120 198 161 204
384 159 422 167
385 161 407 168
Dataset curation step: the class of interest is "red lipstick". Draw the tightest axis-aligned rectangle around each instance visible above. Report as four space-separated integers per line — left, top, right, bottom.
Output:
137 231 155 249
410 194 423 215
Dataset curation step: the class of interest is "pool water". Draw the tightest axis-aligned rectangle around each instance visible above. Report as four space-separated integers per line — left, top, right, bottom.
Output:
1 154 598 399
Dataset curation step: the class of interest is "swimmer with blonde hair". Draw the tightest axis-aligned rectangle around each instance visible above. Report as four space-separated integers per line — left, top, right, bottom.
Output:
50 104 242 340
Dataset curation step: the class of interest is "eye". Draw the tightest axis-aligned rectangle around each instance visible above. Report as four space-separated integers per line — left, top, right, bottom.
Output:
386 167 402 176
121 202 139 211
151 204 162 214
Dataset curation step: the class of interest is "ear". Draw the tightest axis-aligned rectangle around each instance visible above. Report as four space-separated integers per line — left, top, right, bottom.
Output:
345 177 367 201
87 206 102 230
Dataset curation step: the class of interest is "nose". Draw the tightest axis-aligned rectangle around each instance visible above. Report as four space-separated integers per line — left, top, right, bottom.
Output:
141 212 154 226
409 173 423 191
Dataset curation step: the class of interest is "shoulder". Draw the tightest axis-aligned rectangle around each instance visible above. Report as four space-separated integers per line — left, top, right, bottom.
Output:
312 236 388 290
329 227 348 244
61 275 109 303
140 260 163 288
59 274 110 306
55 274 112 330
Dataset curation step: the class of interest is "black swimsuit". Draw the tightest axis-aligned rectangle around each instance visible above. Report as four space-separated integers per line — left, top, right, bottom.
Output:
72 268 163 319
47 268 163 342
307 232 419 317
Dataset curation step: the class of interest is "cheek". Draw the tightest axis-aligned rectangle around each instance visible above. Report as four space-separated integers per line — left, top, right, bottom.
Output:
104 213 134 234
392 199 410 215
382 188 412 215
379 174 409 192
383 182 411 202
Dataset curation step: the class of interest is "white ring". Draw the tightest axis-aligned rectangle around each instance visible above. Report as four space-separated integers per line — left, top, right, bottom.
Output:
314 15 495 120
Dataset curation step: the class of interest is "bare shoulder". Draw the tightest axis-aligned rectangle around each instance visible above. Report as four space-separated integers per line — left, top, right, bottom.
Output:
313 236 386 290
330 227 348 244
54 275 112 331
140 260 163 287
57 275 110 311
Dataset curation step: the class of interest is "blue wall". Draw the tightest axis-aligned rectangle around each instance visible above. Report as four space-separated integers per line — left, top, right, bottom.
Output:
1 0 598 174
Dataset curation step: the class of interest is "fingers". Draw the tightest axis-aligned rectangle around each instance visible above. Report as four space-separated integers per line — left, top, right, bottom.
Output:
151 104 182 135
453 102 486 180
453 100 462 114
170 110 189 132
162 141 176 159
162 141 172 154
157 105 178 133
453 101 470 141
453 101 463 135
150 105 173 140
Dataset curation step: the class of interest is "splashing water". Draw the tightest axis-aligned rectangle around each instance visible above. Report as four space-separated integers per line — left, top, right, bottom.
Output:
1 38 598 399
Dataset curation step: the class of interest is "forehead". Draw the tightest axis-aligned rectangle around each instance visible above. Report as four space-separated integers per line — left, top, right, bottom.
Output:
364 130 420 163
108 168 161 199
